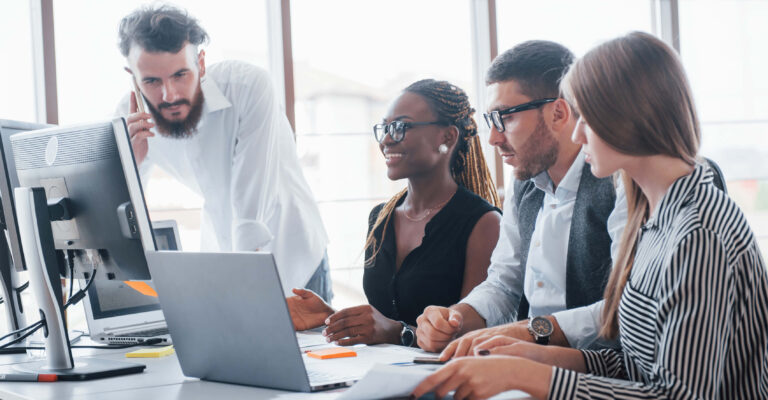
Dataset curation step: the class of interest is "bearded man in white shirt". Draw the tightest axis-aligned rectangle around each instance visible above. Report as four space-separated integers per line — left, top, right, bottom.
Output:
116 5 331 300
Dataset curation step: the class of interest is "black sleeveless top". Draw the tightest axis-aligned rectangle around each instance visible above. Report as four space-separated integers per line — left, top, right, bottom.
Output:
363 186 500 326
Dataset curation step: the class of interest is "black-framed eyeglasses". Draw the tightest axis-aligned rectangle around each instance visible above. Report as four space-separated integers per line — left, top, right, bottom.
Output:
372 120 447 143
483 98 557 133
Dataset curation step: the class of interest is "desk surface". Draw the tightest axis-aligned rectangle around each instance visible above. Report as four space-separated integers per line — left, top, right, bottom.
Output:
0 339 533 400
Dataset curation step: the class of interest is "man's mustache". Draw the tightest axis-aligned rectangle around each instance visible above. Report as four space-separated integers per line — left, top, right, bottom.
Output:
158 100 191 110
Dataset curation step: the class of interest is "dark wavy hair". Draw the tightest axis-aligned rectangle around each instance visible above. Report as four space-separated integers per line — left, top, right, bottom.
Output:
118 4 209 56
486 40 574 100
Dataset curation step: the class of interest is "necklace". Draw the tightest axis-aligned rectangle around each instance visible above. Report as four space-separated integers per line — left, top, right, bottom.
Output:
402 190 457 222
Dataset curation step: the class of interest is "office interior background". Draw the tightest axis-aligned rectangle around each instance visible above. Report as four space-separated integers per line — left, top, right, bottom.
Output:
1 0 767 332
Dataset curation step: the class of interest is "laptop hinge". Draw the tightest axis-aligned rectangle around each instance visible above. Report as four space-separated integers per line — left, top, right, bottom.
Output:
103 320 166 335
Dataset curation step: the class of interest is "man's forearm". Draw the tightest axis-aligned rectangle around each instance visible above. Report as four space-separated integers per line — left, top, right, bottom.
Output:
451 303 487 336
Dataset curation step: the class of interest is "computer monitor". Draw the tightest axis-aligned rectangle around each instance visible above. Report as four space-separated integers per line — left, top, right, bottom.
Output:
0 119 52 271
11 119 156 280
0 119 51 336
83 220 180 328
9 118 156 378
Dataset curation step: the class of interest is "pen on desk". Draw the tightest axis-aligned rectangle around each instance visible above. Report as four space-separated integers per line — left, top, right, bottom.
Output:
0 373 58 382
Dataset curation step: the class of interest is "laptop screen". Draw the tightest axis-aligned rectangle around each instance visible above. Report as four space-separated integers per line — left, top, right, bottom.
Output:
86 225 178 320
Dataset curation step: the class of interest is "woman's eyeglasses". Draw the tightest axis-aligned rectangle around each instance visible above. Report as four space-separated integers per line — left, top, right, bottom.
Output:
373 120 447 143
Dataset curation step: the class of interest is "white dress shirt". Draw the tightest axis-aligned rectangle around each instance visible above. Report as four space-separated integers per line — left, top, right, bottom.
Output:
461 151 627 348
117 61 328 294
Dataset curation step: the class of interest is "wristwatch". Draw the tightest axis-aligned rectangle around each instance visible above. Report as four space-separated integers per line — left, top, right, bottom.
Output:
398 321 415 347
528 316 553 345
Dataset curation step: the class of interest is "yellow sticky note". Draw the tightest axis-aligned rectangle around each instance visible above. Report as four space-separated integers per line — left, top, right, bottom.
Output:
126 345 174 358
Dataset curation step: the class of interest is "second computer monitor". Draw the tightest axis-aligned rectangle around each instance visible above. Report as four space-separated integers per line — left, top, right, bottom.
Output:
0 119 52 271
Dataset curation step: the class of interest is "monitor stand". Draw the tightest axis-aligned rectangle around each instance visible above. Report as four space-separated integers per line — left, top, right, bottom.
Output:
13 187 144 379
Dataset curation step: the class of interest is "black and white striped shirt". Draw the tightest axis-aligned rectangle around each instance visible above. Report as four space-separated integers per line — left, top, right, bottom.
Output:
549 163 768 399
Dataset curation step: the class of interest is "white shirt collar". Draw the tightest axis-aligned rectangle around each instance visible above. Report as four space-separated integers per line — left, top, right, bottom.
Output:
201 76 232 115
531 150 585 197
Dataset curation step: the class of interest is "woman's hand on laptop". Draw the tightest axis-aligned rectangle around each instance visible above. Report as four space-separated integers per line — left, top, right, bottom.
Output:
286 288 334 331
322 305 401 346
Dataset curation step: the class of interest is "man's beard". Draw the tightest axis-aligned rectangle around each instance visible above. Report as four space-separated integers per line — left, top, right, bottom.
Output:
513 114 559 181
146 85 204 139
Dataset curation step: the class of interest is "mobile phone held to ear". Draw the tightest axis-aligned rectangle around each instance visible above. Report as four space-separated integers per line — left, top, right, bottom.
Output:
132 78 146 114
413 356 446 365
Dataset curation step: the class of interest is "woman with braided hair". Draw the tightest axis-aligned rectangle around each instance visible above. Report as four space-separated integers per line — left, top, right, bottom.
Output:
287 79 502 346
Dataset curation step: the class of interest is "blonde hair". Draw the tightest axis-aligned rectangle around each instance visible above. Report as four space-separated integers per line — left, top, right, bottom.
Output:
364 80 501 264
561 32 700 339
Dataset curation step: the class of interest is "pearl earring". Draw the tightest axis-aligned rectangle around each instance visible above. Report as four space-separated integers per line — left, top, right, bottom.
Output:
438 144 448 154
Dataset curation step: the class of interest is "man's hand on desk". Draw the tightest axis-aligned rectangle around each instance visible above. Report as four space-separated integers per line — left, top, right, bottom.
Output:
322 305 402 346
127 91 155 165
286 288 334 331
439 321 532 361
415 306 464 352
439 316 569 360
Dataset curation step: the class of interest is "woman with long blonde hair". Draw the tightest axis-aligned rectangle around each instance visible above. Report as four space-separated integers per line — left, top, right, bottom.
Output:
413 31 768 400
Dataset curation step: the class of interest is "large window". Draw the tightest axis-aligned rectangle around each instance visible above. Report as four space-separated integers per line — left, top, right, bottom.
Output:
291 0 476 307
679 0 768 255
0 1 37 122
2 1 767 325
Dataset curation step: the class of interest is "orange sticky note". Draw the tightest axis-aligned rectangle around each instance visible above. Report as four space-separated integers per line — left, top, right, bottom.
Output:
306 347 357 360
123 281 158 297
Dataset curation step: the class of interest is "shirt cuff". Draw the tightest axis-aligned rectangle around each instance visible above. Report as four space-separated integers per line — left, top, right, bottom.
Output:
233 220 273 251
580 350 606 375
460 287 512 327
548 367 579 399
552 306 600 349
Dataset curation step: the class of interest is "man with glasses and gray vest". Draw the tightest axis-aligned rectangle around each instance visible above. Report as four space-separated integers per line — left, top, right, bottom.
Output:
416 40 627 355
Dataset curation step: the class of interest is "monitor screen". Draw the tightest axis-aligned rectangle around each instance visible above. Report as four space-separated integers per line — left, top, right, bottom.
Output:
86 224 178 320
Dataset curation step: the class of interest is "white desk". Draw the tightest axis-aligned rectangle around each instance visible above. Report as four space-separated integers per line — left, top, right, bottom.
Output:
0 340 533 399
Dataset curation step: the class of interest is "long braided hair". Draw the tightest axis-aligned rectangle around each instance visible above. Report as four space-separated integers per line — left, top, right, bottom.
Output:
364 79 501 265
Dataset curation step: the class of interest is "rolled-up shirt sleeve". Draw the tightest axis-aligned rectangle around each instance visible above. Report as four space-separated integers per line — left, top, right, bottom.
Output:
460 184 526 325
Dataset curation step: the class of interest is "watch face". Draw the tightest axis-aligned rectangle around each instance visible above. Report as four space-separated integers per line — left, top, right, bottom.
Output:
401 328 414 346
530 317 553 336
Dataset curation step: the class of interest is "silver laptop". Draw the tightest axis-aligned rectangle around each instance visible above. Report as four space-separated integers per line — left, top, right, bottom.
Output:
83 220 181 344
145 250 361 392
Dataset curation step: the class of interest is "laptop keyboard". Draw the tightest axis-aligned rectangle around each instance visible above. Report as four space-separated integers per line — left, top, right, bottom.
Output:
307 369 358 384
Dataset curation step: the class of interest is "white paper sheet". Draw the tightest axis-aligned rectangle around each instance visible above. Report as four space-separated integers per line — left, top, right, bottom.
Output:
337 363 436 400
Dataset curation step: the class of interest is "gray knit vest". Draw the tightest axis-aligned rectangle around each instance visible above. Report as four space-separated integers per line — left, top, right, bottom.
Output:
513 163 616 320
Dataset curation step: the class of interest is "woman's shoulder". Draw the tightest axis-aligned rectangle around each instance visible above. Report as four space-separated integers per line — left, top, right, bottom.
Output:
453 186 502 216
368 202 386 228
686 184 754 259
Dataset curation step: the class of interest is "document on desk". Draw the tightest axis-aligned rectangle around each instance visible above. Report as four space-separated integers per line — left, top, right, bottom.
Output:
297 330 328 348
337 363 435 400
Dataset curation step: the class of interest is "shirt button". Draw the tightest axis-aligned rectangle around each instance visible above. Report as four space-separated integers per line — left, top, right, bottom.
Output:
550 204 557 209
392 299 396 306
534 240 541 247
537 281 544 288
